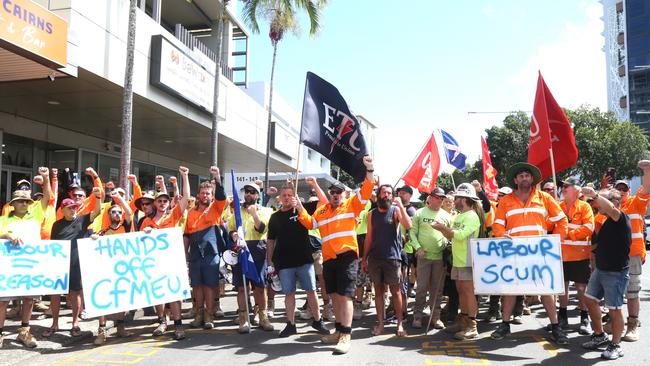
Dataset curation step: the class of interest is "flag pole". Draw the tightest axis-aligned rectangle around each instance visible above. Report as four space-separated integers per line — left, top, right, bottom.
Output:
393 134 431 188
450 171 457 191
549 147 558 199
242 270 251 333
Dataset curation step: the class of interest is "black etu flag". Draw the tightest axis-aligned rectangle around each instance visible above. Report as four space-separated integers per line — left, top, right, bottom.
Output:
300 72 369 183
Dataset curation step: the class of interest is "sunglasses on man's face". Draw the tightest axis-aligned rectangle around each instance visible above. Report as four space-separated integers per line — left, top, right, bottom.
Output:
73 193 86 198
110 210 123 215
329 190 343 195
542 188 555 192
244 189 257 194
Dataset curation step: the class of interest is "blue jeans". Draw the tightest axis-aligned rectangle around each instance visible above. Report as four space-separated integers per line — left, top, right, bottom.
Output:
278 263 316 294
585 268 629 309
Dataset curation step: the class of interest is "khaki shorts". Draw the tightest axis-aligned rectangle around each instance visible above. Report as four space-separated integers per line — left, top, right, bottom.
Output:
626 255 642 299
367 258 402 285
312 251 323 276
451 266 473 281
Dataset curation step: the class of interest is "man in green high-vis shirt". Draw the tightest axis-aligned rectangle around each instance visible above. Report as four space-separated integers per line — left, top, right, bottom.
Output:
410 187 452 329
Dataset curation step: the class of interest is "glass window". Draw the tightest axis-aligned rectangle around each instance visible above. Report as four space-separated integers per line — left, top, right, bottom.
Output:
155 167 179 196
2 133 33 168
80 151 98 193
98 154 120 185
133 161 156 192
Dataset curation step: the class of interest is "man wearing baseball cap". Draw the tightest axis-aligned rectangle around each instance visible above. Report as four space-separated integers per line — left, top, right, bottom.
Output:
491 162 569 344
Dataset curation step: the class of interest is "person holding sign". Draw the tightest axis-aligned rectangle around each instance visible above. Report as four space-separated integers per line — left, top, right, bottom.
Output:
92 190 135 346
580 187 631 360
432 183 483 340
141 166 190 340
184 166 227 330
45 187 102 338
490 162 569 345
0 167 52 348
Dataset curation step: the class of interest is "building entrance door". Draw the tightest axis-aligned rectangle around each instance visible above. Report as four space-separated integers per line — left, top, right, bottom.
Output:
1 167 33 209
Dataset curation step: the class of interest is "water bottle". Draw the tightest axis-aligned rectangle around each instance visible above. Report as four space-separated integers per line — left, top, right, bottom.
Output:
267 265 282 292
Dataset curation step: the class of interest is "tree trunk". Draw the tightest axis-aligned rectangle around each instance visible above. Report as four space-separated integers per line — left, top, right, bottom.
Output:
211 0 229 167
120 0 137 194
263 42 278 204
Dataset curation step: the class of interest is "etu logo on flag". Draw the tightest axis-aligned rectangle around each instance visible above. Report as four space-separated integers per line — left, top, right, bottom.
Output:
440 130 467 171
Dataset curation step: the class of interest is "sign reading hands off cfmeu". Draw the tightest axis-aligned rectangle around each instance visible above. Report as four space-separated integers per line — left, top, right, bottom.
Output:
77 228 191 318
0 240 71 297
470 235 564 295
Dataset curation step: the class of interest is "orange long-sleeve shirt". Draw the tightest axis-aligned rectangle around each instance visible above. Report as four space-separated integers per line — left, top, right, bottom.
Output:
558 199 594 262
621 189 650 262
298 178 374 262
56 176 104 220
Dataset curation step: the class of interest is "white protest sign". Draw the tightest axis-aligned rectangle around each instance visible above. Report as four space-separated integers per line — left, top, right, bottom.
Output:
0 240 71 297
77 228 191 318
470 234 564 295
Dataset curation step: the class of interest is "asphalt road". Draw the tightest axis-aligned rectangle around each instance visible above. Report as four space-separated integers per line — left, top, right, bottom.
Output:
2 262 649 366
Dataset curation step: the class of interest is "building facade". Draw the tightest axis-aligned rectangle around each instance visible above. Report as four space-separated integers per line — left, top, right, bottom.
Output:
603 0 650 132
0 0 333 206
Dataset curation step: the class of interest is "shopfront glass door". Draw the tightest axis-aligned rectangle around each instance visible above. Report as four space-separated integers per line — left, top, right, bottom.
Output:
1 167 32 208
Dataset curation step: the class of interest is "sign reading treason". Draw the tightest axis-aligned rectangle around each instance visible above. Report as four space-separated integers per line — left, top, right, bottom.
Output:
470 234 564 295
77 228 191 318
0 240 71 297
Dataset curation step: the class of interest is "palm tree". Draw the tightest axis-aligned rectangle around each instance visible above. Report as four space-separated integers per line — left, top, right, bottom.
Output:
211 0 230 167
119 0 137 194
241 0 327 203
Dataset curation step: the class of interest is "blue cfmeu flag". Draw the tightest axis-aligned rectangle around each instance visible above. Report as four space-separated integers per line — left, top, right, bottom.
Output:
300 72 369 183
440 129 467 171
230 170 262 284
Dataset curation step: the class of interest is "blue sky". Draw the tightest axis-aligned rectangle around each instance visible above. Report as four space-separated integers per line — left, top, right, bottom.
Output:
240 0 606 185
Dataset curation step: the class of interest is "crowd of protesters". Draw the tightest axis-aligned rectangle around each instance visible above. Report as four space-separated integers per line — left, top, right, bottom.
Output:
0 157 646 360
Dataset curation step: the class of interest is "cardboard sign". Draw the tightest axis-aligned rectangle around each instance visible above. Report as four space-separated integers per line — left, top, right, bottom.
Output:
0 240 71 297
470 235 564 295
77 228 191 318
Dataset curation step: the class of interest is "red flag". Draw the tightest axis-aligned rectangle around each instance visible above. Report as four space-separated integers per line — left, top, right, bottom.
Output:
481 137 499 200
528 72 578 179
401 133 441 194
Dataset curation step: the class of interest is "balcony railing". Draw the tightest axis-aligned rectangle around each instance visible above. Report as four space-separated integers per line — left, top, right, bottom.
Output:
174 24 234 83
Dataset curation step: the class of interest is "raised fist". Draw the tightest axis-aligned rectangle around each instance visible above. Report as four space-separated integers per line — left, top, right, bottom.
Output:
33 176 44 186
209 166 220 177
85 167 98 178
363 156 374 171
127 174 137 183
92 187 101 197
38 167 49 176
305 176 317 186
267 186 278 195
51 168 58 177
169 176 177 185
179 166 189 175
638 160 650 171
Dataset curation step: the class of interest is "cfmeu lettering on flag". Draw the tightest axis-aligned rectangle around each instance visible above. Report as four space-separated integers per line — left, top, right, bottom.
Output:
470 235 564 295
322 103 363 155
89 233 182 310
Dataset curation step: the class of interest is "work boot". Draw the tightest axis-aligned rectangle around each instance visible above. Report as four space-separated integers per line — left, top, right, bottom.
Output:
5 306 20 319
334 333 351 354
454 318 478 340
412 313 423 329
322 303 335 322
362 291 373 309
181 303 196 320
238 310 250 333
214 300 225 318
251 305 260 325
17 327 37 348
32 299 49 312
321 331 341 344
623 317 640 342
116 323 133 338
94 327 107 346
258 309 274 331
190 307 204 328
445 314 466 334
203 308 214 330
353 301 363 320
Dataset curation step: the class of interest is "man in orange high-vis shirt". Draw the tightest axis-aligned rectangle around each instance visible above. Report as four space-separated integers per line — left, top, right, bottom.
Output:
609 160 650 342
297 156 375 355
490 162 569 345
554 178 594 335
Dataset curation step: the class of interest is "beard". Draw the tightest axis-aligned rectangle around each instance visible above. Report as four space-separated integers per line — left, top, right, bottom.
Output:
377 197 391 209
244 196 257 206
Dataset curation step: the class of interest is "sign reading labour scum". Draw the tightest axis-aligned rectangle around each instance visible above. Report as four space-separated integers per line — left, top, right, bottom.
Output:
77 228 191 318
470 234 565 295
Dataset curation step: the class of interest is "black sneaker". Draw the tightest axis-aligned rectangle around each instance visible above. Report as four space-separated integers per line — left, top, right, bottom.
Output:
311 320 330 335
490 323 511 340
279 322 297 338
550 326 569 345
582 332 610 350
558 314 569 330
483 308 501 323
299 301 309 311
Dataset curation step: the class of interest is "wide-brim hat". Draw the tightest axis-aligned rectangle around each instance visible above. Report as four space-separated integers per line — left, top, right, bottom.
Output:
506 162 542 187
9 190 34 204
134 191 156 210
154 191 170 201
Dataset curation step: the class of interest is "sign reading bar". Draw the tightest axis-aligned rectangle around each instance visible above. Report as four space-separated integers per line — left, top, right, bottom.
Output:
0 240 71 297
470 234 564 295
150 35 215 112
77 228 191 318
0 0 68 67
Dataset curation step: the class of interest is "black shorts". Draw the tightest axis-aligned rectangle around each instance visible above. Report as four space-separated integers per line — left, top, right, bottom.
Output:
69 248 82 291
356 234 366 256
406 252 417 268
323 251 358 297
563 260 591 284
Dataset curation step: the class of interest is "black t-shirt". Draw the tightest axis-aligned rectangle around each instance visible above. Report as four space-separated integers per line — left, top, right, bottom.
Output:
593 212 631 271
267 209 314 270
51 214 93 250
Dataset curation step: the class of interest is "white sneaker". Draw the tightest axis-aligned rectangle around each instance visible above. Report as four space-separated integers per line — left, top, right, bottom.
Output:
601 342 624 360
299 308 313 320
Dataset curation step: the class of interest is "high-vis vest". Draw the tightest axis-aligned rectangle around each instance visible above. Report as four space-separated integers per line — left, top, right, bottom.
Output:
493 188 568 239
559 199 594 262
485 201 497 228
298 178 374 262
621 190 650 262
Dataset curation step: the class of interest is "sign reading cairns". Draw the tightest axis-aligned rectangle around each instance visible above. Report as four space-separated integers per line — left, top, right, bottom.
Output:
77 228 191 318
0 0 68 67
470 234 564 295
150 35 215 112
0 240 71 297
